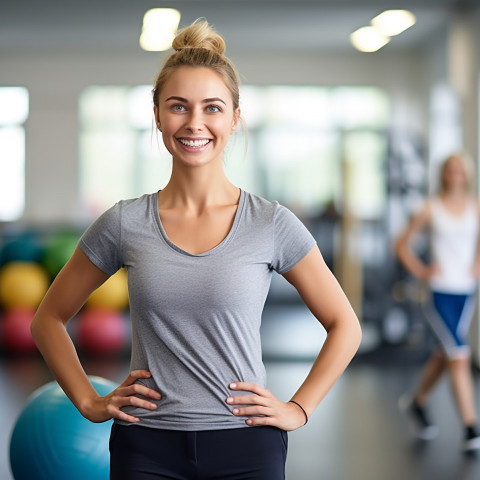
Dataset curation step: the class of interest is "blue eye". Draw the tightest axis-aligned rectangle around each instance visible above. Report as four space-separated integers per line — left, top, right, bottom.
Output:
207 105 221 113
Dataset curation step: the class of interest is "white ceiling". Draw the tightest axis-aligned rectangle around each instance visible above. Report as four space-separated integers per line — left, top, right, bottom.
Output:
0 0 474 55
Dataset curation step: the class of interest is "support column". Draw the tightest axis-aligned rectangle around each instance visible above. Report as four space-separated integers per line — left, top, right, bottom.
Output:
447 6 480 366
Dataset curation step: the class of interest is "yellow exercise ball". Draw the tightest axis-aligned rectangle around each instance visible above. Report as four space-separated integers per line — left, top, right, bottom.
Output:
86 268 129 310
0 262 50 309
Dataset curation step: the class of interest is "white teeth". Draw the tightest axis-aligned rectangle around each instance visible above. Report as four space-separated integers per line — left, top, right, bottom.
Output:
179 138 210 147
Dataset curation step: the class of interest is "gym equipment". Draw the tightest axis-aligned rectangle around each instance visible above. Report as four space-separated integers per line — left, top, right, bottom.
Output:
0 308 37 353
86 269 129 310
76 309 128 355
9 376 118 480
0 262 49 309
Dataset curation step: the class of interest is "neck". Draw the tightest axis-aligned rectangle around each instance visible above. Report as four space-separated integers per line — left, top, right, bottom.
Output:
160 163 239 211
442 186 468 199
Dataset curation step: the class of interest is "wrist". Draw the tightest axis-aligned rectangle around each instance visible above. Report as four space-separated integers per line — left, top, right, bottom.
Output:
288 400 308 425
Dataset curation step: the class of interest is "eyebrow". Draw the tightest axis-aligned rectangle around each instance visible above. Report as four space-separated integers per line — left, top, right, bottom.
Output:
165 96 227 106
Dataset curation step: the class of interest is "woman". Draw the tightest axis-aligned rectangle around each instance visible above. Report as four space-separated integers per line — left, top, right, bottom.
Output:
31 19 362 479
396 152 480 452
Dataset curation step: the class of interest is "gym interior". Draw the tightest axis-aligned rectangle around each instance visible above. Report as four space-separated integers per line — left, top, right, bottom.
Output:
2 1 480 479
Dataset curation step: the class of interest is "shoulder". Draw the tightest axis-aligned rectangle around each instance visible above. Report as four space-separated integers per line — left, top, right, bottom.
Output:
414 197 435 222
83 193 155 234
242 191 306 229
116 192 155 213
242 191 279 223
243 191 278 211
99 192 155 223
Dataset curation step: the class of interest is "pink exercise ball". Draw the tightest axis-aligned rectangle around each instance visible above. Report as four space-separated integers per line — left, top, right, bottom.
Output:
0 309 37 354
76 309 128 355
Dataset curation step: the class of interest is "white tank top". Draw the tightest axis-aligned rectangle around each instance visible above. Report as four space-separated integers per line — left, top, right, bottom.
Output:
429 198 479 293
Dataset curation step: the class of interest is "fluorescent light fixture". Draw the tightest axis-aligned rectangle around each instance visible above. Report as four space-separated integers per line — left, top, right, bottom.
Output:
371 9 416 36
350 26 390 53
140 8 181 51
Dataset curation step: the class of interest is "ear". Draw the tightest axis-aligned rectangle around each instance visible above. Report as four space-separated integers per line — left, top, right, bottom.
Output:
231 107 241 133
153 106 161 131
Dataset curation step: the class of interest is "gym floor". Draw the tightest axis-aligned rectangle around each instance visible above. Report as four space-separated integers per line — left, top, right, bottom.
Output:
2 305 480 480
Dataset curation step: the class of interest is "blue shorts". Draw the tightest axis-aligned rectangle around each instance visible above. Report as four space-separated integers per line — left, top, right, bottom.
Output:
427 291 475 359
109 423 288 480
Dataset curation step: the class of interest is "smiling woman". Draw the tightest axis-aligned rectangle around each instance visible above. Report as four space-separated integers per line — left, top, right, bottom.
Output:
155 66 240 171
31 18 361 480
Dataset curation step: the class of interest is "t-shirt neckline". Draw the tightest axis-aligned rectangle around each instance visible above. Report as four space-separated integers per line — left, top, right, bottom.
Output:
152 189 246 257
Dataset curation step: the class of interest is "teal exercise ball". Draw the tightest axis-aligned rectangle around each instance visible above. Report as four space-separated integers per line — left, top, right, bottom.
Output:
1 231 43 265
9 376 118 480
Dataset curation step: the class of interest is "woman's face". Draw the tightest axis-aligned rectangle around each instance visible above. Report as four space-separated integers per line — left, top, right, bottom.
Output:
443 156 468 191
155 66 240 169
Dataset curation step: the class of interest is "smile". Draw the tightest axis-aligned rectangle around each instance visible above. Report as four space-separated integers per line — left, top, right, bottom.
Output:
178 138 211 148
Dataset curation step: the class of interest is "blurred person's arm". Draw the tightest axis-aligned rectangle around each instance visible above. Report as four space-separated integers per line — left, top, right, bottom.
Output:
395 202 436 281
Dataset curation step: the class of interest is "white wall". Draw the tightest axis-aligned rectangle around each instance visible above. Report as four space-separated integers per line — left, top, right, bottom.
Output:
0 48 429 224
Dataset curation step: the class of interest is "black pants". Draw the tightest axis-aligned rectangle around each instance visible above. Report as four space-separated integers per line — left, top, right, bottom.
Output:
109 423 288 480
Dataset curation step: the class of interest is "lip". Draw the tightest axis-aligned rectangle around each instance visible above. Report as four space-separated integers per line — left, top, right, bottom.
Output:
176 137 212 152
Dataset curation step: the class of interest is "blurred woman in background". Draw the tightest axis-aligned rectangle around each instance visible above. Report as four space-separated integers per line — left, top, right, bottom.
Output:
396 152 480 452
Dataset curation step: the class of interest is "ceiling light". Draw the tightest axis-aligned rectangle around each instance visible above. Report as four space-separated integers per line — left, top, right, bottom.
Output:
350 26 390 53
140 8 181 52
371 9 416 36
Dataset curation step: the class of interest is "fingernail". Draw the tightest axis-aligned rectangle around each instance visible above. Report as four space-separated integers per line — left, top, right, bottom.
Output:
233 408 239 415
226 397 233 404
230 383 237 389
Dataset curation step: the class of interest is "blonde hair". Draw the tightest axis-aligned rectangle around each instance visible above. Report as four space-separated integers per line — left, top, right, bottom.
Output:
152 19 240 112
439 151 475 194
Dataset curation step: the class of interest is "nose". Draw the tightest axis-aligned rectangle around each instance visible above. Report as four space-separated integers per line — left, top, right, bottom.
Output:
185 108 204 132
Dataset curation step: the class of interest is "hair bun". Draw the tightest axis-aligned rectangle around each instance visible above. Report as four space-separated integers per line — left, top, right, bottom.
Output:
172 18 226 55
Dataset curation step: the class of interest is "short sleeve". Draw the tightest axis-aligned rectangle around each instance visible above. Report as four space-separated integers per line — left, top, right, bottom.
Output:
78 202 123 276
271 204 317 274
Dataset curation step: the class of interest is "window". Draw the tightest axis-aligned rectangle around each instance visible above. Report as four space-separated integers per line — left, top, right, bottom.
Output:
0 87 29 221
79 85 389 221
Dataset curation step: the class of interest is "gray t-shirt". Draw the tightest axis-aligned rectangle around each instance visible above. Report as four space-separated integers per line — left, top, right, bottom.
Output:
79 190 316 430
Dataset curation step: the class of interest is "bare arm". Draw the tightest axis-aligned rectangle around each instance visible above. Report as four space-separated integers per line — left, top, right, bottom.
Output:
227 246 362 430
470 199 480 278
31 247 161 423
395 202 434 280
281 245 362 414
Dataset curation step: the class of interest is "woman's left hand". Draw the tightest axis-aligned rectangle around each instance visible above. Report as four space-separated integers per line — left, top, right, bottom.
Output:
225 382 307 431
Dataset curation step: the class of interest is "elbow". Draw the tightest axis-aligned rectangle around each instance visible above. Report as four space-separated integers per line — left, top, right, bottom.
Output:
346 315 362 353
354 319 363 351
30 313 41 342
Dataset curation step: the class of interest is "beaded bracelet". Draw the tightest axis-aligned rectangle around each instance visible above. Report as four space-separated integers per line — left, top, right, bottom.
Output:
288 400 308 425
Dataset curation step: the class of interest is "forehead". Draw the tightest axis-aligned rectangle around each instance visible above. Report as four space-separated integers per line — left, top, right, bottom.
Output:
445 157 464 170
160 66 232 103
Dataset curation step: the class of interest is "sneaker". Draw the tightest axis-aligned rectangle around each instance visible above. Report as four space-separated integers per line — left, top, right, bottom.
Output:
463 427 480 453
398 395 439 440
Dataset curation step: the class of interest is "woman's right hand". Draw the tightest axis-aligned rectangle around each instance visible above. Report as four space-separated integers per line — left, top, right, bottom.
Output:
80 370 161 423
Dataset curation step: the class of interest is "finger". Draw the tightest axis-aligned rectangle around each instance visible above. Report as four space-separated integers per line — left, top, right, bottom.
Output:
231 405 270 417
125 383 162 400
229 382 270 396
112 409 141 423
245 416 275 427
107 391 158 413
119 395 158 411
226 393 266 406
124 370 153 384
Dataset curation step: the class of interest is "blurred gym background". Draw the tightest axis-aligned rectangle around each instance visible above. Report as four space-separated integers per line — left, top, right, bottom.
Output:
1 1 480 479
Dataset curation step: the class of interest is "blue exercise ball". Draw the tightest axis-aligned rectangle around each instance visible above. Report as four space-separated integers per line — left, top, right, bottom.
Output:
9 376 118 480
